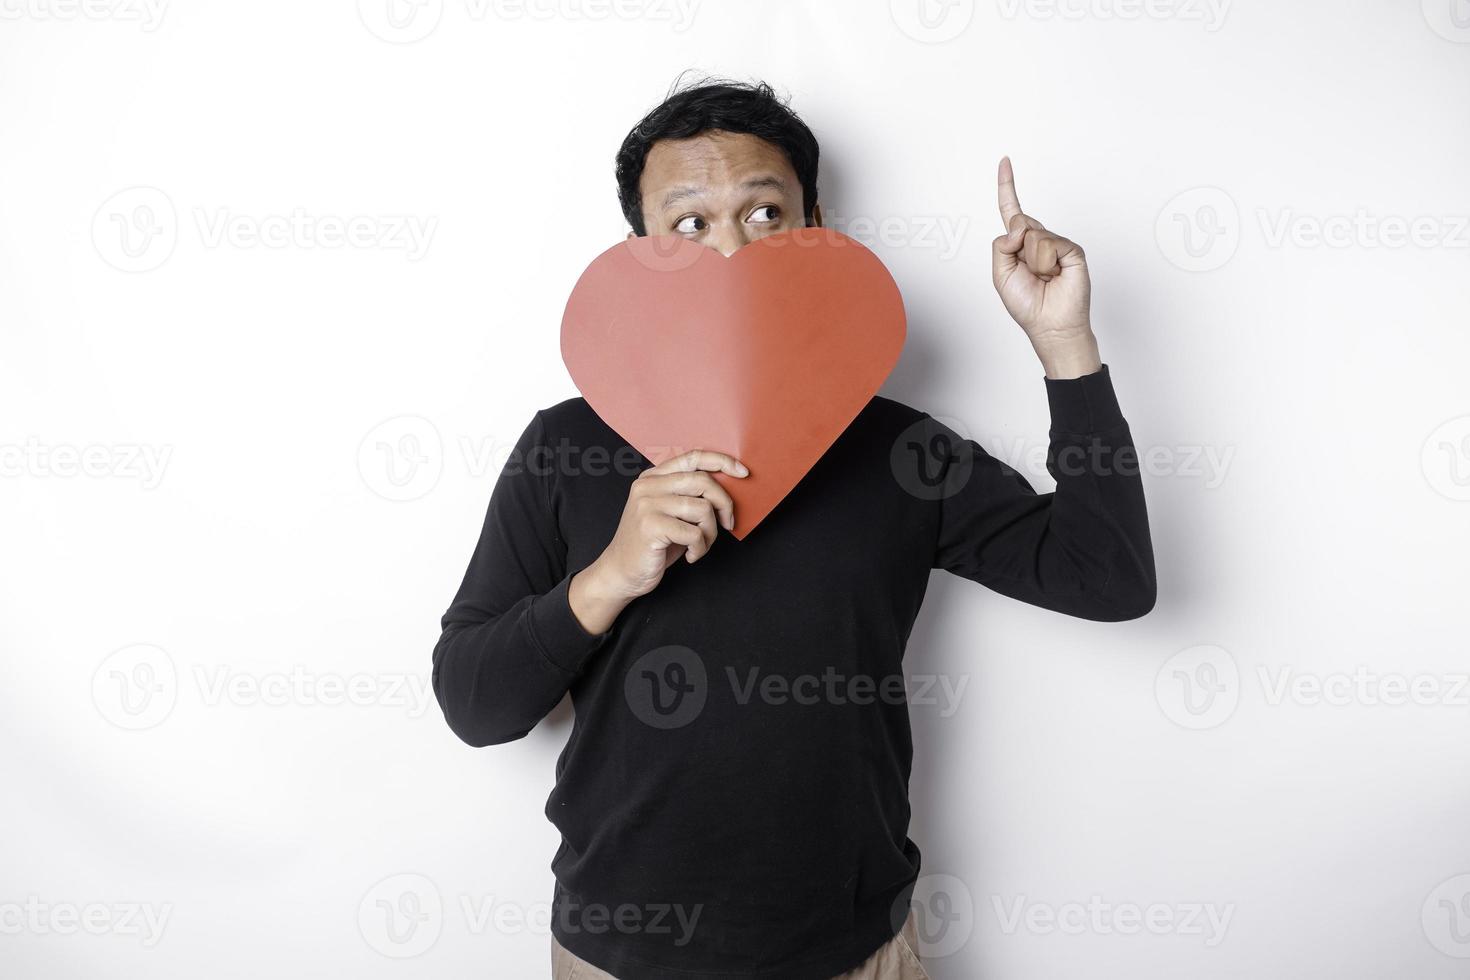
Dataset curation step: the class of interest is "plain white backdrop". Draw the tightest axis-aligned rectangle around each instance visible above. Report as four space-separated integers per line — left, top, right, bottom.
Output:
3 0 1469 976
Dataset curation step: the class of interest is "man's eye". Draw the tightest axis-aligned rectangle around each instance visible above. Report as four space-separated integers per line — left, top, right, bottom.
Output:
674 215 705 234
749 205 780 224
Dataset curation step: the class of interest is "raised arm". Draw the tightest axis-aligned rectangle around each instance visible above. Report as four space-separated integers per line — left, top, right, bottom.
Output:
926 158 1156 619
929 364 1156 621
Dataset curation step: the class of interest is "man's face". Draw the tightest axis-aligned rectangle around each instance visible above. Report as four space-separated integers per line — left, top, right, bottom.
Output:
632 129 821 256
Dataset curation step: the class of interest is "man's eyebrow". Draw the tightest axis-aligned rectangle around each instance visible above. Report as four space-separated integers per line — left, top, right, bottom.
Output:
660 185 703 210
740 175 787 194
659 175 788 211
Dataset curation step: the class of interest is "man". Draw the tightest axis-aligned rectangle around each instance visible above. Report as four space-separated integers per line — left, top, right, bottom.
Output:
432 77 1156 980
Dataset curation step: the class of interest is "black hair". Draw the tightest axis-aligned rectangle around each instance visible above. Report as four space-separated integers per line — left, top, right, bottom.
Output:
615 72 820 237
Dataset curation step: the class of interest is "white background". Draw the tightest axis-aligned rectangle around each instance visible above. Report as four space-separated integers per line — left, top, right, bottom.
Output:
3 0 1469 976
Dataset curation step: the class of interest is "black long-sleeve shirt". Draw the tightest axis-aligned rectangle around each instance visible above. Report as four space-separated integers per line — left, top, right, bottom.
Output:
432 363 1155 979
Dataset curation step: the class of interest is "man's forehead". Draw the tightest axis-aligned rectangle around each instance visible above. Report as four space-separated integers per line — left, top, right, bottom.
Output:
641 131 796 204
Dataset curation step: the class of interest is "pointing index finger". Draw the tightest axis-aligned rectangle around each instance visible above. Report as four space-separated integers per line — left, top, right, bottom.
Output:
997 155 1023 229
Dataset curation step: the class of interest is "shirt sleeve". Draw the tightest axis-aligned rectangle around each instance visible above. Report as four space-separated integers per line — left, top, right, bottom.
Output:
929 363 1157 621
431 409 612 746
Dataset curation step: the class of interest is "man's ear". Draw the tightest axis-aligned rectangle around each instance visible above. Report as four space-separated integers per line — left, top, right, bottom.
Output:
810 203 824 228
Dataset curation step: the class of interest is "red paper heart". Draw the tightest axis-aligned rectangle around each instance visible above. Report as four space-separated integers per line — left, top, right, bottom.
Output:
560 227 906 539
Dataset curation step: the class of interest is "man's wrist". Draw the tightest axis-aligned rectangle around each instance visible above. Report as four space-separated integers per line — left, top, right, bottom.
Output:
568 559 628 636
1033 329 1102 380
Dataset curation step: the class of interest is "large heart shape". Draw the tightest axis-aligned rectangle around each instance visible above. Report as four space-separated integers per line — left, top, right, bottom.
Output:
560 227 906 539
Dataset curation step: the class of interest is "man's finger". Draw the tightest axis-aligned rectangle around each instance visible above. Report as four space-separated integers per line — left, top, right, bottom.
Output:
1023 230 1060 276
649 495 718 558
650 513 703 555
1052 234 1086 268
999 211 1046 252
997 156 1023 229
637 470 737 531
992 233 1021 284
640 448 748 478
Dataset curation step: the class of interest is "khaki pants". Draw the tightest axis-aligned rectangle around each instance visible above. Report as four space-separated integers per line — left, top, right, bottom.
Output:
550 907 929 979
